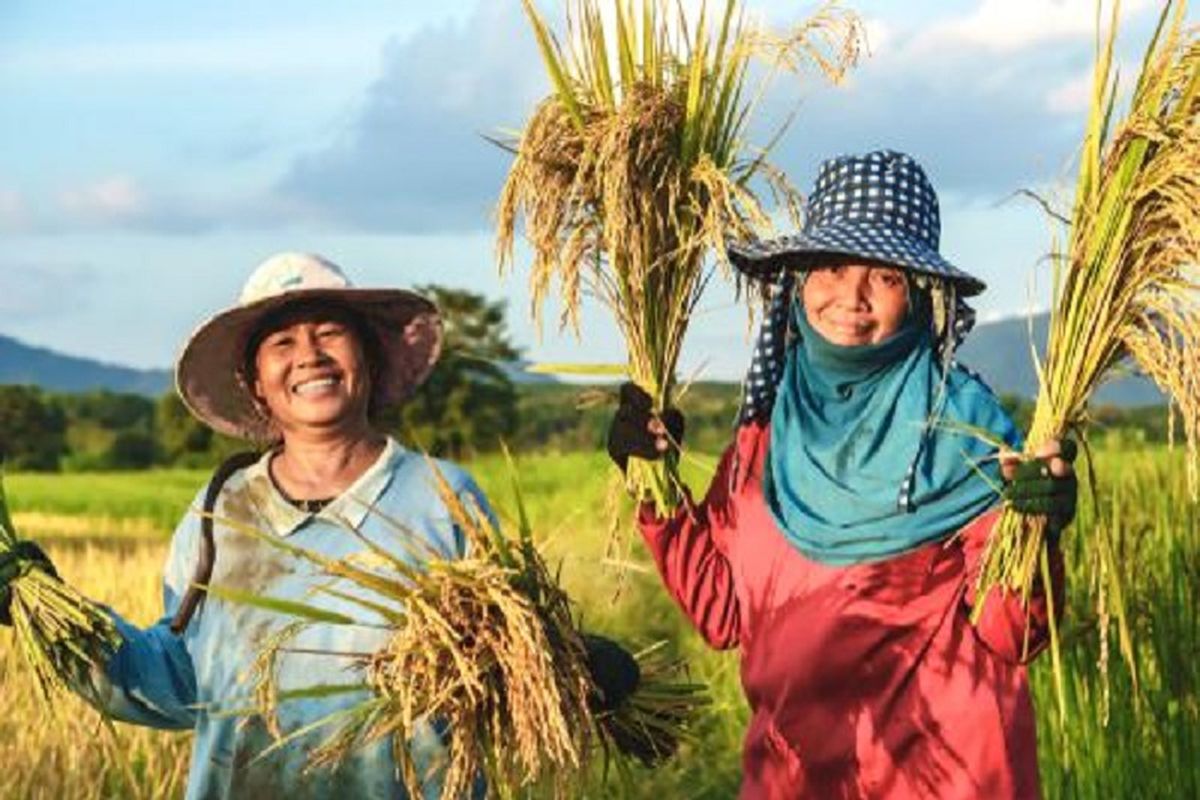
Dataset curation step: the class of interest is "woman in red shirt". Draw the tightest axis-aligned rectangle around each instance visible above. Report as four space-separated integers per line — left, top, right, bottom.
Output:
608 150 1076 799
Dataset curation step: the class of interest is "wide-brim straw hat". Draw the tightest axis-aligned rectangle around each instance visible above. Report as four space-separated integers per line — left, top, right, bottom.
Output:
728 149 986 297
176 252 442 442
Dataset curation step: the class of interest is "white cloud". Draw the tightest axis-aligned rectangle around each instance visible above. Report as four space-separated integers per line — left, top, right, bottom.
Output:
13 0 1157 242
275 1 547 233
2 28 400 80
0 188 31 232
861 17 894 56
0 263 98 321
49 175 265 234
916 0 1156 54
58 176 145 222
1044 53 1144 115
1045 70 1094 114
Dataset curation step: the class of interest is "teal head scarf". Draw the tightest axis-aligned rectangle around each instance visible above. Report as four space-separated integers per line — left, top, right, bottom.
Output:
764 284 1020 565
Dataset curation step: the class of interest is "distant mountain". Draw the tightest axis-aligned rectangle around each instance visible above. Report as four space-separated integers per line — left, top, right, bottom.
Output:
498 360 560 385
957 312 1163 406
0 333 557 396
0 318 1164 406
0 334 171 395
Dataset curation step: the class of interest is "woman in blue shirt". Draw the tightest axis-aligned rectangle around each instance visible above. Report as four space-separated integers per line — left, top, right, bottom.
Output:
11 252 492 799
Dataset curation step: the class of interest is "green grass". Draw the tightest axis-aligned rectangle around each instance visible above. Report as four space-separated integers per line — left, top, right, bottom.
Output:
4 441 1198 797
5 469 205 534
1033 446 1200 798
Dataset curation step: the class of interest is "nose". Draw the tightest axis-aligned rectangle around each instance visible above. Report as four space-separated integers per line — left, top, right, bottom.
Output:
294 328 330 365
833 267 871 306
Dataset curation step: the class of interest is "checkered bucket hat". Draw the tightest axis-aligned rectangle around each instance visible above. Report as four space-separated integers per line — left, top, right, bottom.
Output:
728 149 985 296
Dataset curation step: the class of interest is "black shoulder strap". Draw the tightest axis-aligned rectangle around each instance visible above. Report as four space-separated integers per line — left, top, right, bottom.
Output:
170 450 263 634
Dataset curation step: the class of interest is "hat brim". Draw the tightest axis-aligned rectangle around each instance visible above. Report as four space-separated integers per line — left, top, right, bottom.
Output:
728 223 986 297
176 287 442 442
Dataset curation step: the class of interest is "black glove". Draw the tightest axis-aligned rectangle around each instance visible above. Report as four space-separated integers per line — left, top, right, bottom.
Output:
582 633 641 713
1004 439 1078 542
0 540 57 626
606 383 685 473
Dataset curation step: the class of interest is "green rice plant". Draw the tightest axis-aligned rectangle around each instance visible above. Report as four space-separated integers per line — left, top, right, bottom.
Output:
0 444 1193 796
208 451 708 799
975 0 1200 716
0 472 120 703
496 0 863 513
5 468 209 535
1033 447 1199 797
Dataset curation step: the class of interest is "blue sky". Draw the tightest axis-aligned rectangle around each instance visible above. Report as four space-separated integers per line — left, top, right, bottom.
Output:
0 0 1172 379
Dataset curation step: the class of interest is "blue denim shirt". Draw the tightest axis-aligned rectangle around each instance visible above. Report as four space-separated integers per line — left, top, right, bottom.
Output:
88 438 493 799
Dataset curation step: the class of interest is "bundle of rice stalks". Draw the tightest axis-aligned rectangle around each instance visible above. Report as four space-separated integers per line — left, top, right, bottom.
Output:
0 473 120 702
496 0 863 513
591 643 709 770
212 453 707 798
976 0 1200 708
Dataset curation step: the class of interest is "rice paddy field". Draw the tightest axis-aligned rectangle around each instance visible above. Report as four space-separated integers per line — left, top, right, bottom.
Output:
1 438 1196 798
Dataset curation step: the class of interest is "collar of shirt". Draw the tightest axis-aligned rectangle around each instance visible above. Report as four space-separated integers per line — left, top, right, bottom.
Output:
226 437 404 537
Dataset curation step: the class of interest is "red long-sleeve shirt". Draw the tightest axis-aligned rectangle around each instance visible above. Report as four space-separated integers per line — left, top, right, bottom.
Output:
639 422 1062 799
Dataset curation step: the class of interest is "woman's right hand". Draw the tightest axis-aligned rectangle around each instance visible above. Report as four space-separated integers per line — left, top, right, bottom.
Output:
606 382 685 472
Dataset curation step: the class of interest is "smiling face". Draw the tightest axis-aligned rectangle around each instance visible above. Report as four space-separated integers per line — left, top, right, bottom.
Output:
249 305 375 438
800 261 910 346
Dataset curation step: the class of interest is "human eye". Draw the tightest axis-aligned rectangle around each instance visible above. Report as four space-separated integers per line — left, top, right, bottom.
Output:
317 322 347 339
875 269 904 288
809 265 842 281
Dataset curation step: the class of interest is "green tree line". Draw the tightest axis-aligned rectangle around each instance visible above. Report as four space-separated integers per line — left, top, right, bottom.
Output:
3 378 1176 474
0 380 747 472
0 285 1173 471
0 285 740 472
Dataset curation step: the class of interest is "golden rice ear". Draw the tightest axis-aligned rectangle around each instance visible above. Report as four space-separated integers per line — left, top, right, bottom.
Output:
496 0 863 515
0 473 122 704
973 0 1200 726
215 443 708 794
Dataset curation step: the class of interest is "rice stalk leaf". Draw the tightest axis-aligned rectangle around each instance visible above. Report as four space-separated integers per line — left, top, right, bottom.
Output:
209 683 369 719
0 469 16 541
252 698 389 764
614 0 636 87
523 362 629 376
276 682 369 701
520 0 585 129
500 443 534 551
680 0 709 166
207 511 421 602
314 584 406 624
203 584 361 626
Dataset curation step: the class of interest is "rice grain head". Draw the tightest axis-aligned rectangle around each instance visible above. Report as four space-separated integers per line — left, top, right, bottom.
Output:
497 0 864 511
233 464 596 799
975 0 1200 725
0 474 120 706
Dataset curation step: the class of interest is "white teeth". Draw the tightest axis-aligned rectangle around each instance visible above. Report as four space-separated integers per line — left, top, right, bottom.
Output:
294 377 338 395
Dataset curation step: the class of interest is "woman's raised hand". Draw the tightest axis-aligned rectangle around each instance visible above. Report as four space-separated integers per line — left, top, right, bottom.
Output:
606 383 685 472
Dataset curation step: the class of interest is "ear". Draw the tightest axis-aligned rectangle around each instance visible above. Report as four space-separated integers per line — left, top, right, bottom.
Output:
247 366 269 413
